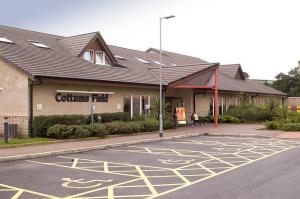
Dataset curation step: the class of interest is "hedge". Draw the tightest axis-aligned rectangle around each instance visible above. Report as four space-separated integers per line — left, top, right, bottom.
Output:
33 112 131 137
33 115 86 137
47 124 107 139
87 112 130 123
45 118 174 139
198 115 240 124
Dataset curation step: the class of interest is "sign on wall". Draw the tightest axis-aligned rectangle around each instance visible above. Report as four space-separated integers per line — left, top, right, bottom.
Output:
55 93 109 103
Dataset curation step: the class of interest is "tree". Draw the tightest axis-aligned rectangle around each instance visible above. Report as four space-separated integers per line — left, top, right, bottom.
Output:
272 62 300 96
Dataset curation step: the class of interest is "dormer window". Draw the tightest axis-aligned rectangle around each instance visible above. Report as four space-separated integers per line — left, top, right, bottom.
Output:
29 40 49 48
96 51 111 65
135 58 150 64
0 35 14 44
84 50 94 63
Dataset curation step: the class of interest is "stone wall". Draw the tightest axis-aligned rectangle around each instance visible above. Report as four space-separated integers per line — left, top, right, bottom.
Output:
0 116 29 137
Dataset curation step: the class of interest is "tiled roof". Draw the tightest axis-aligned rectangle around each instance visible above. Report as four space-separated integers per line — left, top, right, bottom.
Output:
149 63 216 84
0 25 286 96
219 64 243 79
58 32 97 56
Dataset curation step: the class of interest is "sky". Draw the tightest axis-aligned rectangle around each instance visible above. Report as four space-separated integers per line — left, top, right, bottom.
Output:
1 0 299 79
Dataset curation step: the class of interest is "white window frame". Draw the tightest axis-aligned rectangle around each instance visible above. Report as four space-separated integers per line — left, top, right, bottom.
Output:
0 36 13 44
29 40 49 48
96 51 111 66
84 50 94 63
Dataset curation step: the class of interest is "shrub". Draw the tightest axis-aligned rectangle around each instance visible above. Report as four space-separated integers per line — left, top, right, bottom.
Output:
88 112 130 123
33 115 86 137
143 118 159 131
228 105 270 122
46 124 68 138
89 124 108 137
281 123 300 131
105 121 134 135
164 118 175 130
74 125 91 138
265 121 281 130
219 115 240 123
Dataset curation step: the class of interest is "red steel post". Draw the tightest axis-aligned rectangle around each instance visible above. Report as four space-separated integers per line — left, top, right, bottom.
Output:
214 68 219 127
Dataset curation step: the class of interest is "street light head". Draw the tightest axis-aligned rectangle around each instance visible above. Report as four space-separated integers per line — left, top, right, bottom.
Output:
164 15 175 19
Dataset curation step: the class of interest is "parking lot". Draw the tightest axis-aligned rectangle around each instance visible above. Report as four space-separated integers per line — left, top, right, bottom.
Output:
1 136 300 199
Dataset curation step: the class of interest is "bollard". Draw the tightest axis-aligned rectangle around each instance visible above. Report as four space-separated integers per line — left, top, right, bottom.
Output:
4 116 8 144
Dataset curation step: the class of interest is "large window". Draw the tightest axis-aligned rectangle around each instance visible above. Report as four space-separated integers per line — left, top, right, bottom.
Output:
84 50 94 63
124 95 151 118
96 51 111 65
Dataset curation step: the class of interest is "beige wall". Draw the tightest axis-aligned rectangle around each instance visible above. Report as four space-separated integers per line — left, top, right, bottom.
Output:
0 59 29 136
193 92 284 116
32 80 159 116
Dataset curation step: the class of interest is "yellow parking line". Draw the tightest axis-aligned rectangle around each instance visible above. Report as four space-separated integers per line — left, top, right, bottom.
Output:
201 152 236 167
172 170 191 184
0 183 60 199
104 162 109 172
135 166 158 196
11 190 23 199
108 186 114 199
71 158 78 168
64 178 142 199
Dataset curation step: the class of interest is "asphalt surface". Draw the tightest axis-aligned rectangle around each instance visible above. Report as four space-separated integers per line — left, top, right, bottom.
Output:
0 136 300 199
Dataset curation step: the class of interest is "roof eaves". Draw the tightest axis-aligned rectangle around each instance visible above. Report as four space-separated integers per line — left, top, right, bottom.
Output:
0 56 35 81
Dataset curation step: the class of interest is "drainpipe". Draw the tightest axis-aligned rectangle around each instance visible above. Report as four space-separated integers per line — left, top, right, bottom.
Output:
29 78 42 137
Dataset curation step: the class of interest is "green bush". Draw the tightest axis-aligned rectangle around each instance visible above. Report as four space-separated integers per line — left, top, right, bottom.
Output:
105 121 135 135
74 125 91 138
228 105 270 122
281 123 300 131
265 121 281 130
33 115 86 137
143 118 159 131
218 115 240 123
46 124 68 138
89 124 108 137
164 118 175 130
88 112 130 123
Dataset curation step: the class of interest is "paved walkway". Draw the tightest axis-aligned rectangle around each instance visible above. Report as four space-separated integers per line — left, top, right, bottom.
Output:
0 123 286 161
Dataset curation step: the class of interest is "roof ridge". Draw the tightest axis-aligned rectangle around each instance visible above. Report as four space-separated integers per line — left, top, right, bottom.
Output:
148 63 216 69
0 24 63 38
109 45 151 55
220 64 241 67
58 31 98 40
146 48 208 61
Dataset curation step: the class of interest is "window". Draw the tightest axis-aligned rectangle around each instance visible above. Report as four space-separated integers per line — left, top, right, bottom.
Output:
96 51 111 65
114 55 127 60
152 60 164 65
84 50 94 63
135 58 150 64
0 36 13 44
0 88 3 94
29 40 49 48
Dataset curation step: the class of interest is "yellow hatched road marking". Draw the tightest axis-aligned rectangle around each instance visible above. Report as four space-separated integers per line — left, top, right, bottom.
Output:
71 158 78 168
0 183 60 199
11 190 24 199
27 160 138 178
108 186 114 199
201 151 236 167
104 162 109 172
135 166 158 196
64 178 141 199
147 145 299 199
145 148 153 153
172 170 190 184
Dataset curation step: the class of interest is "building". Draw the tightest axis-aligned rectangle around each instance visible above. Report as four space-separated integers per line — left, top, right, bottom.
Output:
0 25 286 136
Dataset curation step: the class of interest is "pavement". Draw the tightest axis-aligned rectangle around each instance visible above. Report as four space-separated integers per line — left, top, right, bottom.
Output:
0 135 300 199
0 123 287 162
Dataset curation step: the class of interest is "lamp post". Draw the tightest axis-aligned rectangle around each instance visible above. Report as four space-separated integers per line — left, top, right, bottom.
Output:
159 15 175 138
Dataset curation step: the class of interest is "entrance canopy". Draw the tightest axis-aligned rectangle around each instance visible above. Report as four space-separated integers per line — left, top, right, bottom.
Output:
149 63 219 127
